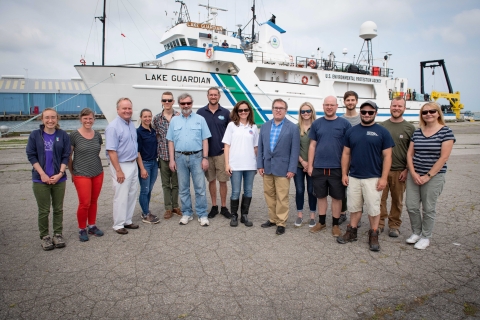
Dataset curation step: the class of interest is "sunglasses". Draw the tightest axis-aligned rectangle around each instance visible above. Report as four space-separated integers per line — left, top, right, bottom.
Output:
238 108 250 113
162 99 173 103
360 110 375 115
300 109 312 114
179 102 192 106
421 109 438 115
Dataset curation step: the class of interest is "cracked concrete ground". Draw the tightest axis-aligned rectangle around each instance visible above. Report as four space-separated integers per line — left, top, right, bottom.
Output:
0 122 479 319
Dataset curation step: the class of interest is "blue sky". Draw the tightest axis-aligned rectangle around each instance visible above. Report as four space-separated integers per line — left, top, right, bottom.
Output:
0 0 478 111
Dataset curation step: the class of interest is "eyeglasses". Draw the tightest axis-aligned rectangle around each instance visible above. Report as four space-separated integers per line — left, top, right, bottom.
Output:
300 109 312 114
179 102 192 106
273 107 286 111
360 110 375 115
238 108 250 113
421 109 437 115
162 99 173 103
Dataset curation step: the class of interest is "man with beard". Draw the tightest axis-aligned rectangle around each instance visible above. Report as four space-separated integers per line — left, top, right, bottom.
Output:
339 91 360 225
379 97 415 237
337 101 394 251
197 87 232 219
307 96 351 237
167 93 212 227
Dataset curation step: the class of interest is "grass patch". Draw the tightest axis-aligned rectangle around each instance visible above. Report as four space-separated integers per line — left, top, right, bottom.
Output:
0 139 28 145
395 303 405 311
414 294 429 305
444 288 457 294
464 302 478 316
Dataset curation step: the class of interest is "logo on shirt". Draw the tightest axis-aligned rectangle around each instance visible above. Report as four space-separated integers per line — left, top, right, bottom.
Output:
218 115 225 120
366 131 378 137
399 134 404 139
44 139 53 151
56 137 60 142
249 130 253 135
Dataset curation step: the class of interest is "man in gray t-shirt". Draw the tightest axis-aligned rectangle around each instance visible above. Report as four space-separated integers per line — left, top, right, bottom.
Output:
339 91 360 225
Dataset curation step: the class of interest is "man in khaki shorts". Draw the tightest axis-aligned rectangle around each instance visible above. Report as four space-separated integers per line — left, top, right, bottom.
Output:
196 87 232 219
337 101 394 251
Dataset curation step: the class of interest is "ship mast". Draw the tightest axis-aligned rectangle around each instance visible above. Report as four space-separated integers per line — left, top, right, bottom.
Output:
95 0 107 65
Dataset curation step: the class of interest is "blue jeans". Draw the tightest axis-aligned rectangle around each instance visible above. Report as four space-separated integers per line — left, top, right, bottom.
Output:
230 170 256 200
175 152 207 218
294 167 316 212
138 160 158 215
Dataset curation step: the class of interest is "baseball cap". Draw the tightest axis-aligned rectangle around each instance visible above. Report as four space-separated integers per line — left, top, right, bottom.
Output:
359 100 378 111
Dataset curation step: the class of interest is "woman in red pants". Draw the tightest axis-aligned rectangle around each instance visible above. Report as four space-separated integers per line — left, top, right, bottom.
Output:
68 108 105 242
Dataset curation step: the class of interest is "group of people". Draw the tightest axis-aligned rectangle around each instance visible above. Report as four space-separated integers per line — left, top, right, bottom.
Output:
27 88 455 252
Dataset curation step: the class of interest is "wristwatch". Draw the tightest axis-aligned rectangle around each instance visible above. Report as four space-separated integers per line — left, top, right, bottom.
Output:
59 171 65 176
202 156 208 160
427 172 431 177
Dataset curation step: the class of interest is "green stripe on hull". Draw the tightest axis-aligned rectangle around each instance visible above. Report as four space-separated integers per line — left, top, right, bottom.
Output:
217 74 264 124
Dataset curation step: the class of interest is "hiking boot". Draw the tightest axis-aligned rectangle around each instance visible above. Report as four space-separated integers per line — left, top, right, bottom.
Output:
79 229 89 242
368 229 380 251
164 210 173 219
172 208 182 216
88 226 104 237
338 213 347 225
332 225 342 237
52 234 66 248
294 217 303 227
208 206 219 218
337 225 358 244
388 228 400 238
220 206 232 219
143 213 160 224
41 235 54 251
309 223 326 233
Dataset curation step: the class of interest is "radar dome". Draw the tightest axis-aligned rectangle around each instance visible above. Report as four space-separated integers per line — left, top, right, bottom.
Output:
359 21 377 40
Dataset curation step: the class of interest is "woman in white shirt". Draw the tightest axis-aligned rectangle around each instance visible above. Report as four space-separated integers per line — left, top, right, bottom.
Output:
223 101 259 227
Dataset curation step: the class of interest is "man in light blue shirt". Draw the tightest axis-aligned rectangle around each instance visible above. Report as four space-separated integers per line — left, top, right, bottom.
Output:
167 93 212 226
105 97 139 234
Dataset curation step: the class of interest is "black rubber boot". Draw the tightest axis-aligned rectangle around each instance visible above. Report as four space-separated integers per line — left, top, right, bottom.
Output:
230 199 239 227
240 196 253 227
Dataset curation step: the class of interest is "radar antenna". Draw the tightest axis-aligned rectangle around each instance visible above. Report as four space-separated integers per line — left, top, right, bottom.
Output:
356 21 377 68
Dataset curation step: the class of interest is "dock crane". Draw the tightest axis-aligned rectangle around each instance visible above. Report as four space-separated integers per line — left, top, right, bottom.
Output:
420 60 463 119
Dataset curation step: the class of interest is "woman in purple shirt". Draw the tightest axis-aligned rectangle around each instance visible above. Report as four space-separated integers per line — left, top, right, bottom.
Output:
26 108 71 251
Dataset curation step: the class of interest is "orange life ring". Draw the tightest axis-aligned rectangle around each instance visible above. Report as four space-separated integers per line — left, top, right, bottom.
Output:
308 59 317 69
80 58 86 65
206 48 213 58
302 76 308 85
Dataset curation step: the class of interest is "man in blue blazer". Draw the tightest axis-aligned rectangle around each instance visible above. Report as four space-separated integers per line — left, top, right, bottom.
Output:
257 99 300 235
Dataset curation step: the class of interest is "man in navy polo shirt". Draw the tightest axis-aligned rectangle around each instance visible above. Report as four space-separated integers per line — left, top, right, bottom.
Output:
197 87 232 219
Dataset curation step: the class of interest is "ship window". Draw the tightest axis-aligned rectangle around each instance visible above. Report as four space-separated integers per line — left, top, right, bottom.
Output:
188 38 198 47
175 39 180 47
179 38 187 46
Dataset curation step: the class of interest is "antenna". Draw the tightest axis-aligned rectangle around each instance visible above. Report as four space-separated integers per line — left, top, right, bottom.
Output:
342 48 348 59
199 2 227 25
175 0 191 24
356 21 377 68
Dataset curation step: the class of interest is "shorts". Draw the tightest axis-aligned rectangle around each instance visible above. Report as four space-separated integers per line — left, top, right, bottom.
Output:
346 176 382 216
204 154 230 182
312 168 345 200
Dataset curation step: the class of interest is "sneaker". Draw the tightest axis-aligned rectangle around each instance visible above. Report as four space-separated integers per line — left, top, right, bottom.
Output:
220 206 232 219
294 217 303 227
41 236 54 251
338 213 347 225
143 213 160 224
88 226 104 237
388 228 400 238
332 225 342 237
172 208 182 216
368 229 380 252
337 225 358 244
164 210 173 219
198 216 210 227
406 234 421 244
208 206 219 218
52 234 66 248
309 219 316 228
414 238 430 250
179 215 193 225
309 223 326 233
79 229 89 242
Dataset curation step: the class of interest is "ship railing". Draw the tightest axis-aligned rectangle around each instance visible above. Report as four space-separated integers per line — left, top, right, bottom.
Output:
294 56 392 77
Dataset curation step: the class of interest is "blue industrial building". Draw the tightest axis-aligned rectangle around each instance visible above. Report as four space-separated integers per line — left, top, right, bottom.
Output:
0 76 101 115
